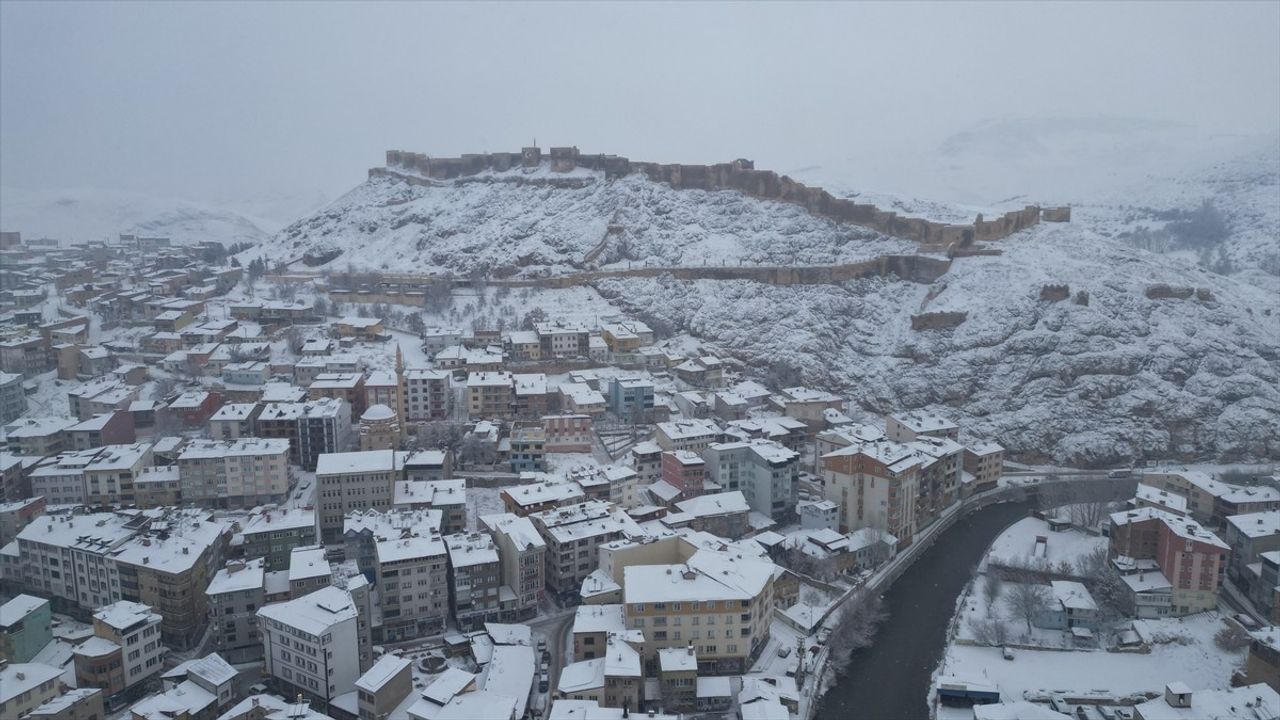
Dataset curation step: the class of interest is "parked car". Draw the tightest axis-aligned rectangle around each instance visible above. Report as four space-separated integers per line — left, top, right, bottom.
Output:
1235 613 1260 630
777 645 792 658
538 672 549 693
1001 646 1015 660
1108 468 1133 479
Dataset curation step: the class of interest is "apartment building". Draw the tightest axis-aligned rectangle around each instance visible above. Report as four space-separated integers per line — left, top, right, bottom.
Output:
1 663 65 720
531 501 638 605
316 450 400 543
1225 512 1280 594
513 374 551 419
309 373 367 419
543 414 593 453
342 506 443 575
560 383 607 416
674 491 751 540
82 442 154 507
403 369 450 421
374 531 449 640
907 434 964 531
444 532 503 631
0 594 52 663
74 601 164 699
177 438 290 508
0 372 26 424
2 416 77 457
660 451 705 500
391 478 466 533
256 397 352 471
623 550 775 674
655 419 721 453
402 450 452 482
481 513 546 622
607 377 655 421
963 440 1005 495
240 507 319 571
208 403 262 440
24 688 105 720
884 411 959 442
821 438 922 547
206 558 267 663
64 411 135 450
534 321 590 358
28 448 99 506
258 586 361 708
1141 471 1280 528
466 372 514 420
1109 507 1229 615
702 440 799 521
132 466 181 508
510 426 546 473
600 321 654 353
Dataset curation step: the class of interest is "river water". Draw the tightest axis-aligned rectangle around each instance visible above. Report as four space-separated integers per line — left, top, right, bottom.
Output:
814 501 1030 720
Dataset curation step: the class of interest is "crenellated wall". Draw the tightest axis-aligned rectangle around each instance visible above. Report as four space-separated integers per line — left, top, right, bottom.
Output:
377 147 1066 245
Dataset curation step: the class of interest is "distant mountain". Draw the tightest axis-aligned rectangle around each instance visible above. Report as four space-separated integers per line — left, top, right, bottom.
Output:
0 186 279 246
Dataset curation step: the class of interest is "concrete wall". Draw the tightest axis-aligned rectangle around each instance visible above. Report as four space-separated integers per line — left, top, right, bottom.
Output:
378 148 1065 245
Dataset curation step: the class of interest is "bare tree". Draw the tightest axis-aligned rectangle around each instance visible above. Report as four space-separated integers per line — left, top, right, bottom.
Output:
1215 624 1251 651
785 548 837 583
1006 583 1051 635
982 573 1003 612
967 617 1009 647
827 591 887 674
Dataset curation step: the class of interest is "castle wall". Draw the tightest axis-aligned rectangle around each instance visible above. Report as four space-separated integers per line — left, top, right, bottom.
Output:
374 148 1064 245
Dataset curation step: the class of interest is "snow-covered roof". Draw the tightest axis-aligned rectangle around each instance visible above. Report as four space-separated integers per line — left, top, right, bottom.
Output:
0 594 48 628
94 600 161 632
572 604 626 636
485 623 532 646
675 490 750 518
422 667 476 706
558 659 605 694
1109 507 1228 550
1050 580 1098 612
361 403 395 421
257 585 357 636
206 558 266 596
478 645 534 719
480 513 545 551
376 533 447 563
1227 510 1280 538
288 546 329 582
1133 684 1279 720
444 532 499 568
178 437 289 460
657 647 697 672
624 549 774 605
0 663 65 705
316 449 397 476
355 654 410 693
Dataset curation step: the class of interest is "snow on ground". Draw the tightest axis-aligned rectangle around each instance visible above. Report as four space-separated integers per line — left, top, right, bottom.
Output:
466 486 507 531
258 168 916 277
985 517 1107 572
936 613 1243 710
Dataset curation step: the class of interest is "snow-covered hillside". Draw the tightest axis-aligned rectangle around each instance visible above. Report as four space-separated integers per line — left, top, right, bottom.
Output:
0 186 279 246
262 170 915 276
241 133 1280 465
598 223 1279 465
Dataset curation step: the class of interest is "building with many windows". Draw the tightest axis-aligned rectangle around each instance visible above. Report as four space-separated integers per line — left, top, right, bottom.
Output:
258 586 361 709
444 532 503 631
374 531 449 641
481 513 546 622
316 450 400 543
177 438 290 508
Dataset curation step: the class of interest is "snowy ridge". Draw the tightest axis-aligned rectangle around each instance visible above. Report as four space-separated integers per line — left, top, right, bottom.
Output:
263 171 916 276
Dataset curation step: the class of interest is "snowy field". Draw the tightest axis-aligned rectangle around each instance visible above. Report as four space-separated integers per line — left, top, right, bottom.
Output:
936 613 1243 710
985 517 1108 572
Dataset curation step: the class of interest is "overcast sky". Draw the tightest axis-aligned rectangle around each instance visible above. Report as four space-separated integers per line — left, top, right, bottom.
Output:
2 1 1278 218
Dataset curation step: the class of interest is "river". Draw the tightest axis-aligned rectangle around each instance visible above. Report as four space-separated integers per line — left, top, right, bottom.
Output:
814 500 1031 720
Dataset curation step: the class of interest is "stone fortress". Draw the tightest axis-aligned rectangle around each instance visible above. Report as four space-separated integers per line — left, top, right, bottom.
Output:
374 146 1072 249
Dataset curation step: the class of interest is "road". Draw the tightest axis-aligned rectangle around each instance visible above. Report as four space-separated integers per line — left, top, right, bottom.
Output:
527 606 577 701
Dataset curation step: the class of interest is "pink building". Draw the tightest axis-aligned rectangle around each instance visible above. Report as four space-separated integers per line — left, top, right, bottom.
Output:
543 414 593 453
660 450 705 500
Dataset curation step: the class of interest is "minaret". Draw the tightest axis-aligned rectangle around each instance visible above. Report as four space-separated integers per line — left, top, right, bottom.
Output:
394 343 407 440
